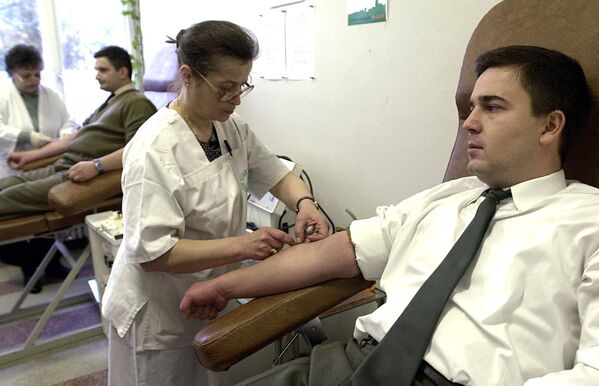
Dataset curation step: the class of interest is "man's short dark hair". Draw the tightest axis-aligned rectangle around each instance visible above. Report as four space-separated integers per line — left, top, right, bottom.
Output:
476 45 590 161
94 45 133 79
5 44 43 72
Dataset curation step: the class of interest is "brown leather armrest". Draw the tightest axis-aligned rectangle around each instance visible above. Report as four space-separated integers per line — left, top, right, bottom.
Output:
194 275 374 372
47 170 122 216
21 155 62 171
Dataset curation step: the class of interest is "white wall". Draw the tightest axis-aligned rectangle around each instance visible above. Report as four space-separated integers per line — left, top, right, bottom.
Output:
141 0 502 228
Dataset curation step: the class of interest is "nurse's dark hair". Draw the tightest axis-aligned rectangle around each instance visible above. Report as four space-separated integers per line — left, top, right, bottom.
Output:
475 45 590 162
5 44 43 72
93 45 133 80
173 20 259 75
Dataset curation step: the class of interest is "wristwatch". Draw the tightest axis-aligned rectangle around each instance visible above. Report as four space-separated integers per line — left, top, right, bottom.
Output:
93 158 105 174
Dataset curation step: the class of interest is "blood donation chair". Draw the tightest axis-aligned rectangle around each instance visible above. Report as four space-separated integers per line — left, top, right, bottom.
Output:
142 44 179 109
192 0 599 372
0 167 121 364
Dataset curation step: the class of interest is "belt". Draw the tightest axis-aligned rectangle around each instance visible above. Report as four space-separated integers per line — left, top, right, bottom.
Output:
415 361 464 386
356 337 464 386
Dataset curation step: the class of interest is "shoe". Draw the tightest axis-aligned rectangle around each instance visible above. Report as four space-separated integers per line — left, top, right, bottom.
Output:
22 268 43 294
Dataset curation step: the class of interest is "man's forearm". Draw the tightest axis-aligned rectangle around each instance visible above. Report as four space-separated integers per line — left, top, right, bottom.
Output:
33 131 76 159
218 231 360 299
97 148 123 172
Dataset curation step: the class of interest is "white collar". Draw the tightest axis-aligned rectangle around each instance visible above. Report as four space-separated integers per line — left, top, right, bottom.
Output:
508 170 566 211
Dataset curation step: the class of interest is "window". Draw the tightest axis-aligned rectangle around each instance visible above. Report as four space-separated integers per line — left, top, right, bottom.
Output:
54 0 130 122
0 0 42 73
0 0 130 123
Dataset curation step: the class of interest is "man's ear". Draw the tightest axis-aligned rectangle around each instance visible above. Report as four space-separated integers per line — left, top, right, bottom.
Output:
118 66 129 80
539 110 566 146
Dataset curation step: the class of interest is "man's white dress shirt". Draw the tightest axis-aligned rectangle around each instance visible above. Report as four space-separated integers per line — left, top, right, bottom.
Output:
350 171 599 385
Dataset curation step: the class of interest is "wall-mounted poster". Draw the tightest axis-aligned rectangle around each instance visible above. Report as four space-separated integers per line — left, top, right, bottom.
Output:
347 0 387 26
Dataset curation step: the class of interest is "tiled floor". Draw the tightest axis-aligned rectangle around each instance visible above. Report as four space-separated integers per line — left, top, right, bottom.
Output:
0 259 107 386
0 336 108 386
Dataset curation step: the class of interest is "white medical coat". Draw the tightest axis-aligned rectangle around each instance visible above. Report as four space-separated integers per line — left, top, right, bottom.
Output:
102 107 290 350
0 79 75 178
0 79 74 153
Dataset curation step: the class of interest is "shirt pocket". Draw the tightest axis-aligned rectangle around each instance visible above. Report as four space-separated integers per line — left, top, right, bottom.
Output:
181 159 243 238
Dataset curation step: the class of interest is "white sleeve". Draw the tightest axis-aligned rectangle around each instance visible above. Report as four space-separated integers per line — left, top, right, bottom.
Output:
350 188 434 280
122 155 183 264
0 96 21 153
524 248 599 385
0 124 21 152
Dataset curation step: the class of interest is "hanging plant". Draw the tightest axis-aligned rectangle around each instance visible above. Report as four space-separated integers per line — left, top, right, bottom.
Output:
121 0 144 89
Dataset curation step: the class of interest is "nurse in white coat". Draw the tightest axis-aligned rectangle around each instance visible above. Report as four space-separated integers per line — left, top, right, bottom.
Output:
0 44 75 178
103 21 330 386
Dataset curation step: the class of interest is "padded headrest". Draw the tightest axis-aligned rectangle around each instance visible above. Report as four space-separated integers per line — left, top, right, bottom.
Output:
445 0 599 187
143 45 179 93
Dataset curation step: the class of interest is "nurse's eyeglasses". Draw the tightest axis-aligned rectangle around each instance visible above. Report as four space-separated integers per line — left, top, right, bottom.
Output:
194 70 254 103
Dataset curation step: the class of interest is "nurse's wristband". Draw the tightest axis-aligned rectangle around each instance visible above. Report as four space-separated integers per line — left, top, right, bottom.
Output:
296 196 318 213
93 158 105 175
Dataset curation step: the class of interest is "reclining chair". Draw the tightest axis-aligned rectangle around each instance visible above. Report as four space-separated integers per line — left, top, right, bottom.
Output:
0 163 122 364
0 46 179 365
142 44 179 109
193 0 599 373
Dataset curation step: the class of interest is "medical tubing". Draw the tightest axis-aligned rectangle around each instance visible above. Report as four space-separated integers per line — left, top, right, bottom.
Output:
274 155 335 233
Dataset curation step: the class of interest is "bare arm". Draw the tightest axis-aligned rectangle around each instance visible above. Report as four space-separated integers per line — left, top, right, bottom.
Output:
270 172 330 242
66 147 124 182
142 227 296 273
97 147 124 172
179 231 360 319
7 131 77 168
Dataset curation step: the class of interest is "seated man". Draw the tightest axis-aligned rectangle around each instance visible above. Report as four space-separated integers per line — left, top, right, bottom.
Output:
0 45 156 218
0 45 156 292
180 46 599 385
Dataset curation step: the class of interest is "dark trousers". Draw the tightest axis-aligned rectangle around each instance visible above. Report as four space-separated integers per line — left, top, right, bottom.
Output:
0 238 56 276
0 237 83 278
237 339 462 386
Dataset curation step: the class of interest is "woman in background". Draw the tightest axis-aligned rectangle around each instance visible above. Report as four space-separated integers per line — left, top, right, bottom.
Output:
0 44 76 178
103 20 329 385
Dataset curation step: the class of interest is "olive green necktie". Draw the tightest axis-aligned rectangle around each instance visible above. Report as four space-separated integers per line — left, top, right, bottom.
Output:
352 188 512 386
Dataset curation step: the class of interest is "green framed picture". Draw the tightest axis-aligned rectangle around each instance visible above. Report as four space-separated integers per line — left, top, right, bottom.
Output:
348 0 387 26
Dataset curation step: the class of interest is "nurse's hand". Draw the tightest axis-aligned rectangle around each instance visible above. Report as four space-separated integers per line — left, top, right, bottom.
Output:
67 161 98 182
295 201 329 243
241 227 296 261
180 280 228 319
